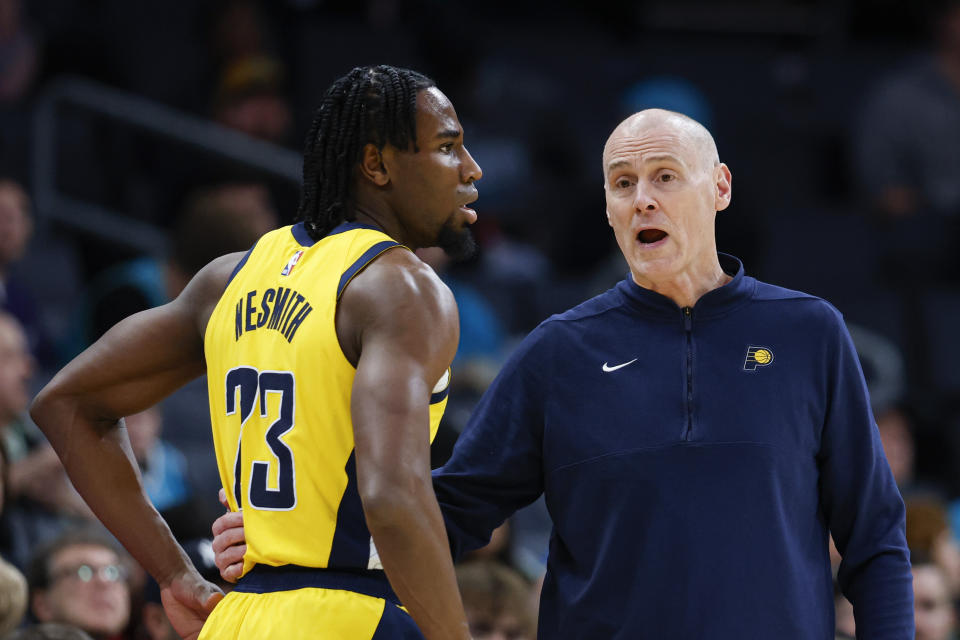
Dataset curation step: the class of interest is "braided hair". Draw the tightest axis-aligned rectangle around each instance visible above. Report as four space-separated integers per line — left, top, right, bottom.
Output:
296 65 434 240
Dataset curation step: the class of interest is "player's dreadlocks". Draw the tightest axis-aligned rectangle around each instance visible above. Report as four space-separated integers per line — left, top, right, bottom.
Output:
296 65 434 240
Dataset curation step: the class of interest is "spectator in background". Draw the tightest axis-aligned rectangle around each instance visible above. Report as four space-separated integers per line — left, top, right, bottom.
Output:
122 408 205 541
877 406 917 491
0 313 30 440
456 561 535 640
212 56 292 146
0 555 26 635
206 0 291 146
0 312 94 569
74 182 279 348
26 529 132 640
912 560 959 640
0 181 48 364
0 182 30 305
0 316 29 636
906 496 960 601
166 183 279 299
209 0 270 71
3 624 94 640
136 589 176 640
0 0 39 104
124 407 189 515
853 1 960 280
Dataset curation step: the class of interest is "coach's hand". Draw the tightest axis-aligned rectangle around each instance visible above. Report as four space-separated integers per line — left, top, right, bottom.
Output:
161 569 223 640
212 488 246 583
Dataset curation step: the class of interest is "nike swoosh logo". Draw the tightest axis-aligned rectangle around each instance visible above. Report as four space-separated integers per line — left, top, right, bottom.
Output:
602 358 638 372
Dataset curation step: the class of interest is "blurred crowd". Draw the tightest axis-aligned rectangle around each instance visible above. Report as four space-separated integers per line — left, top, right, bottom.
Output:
0 0 959 637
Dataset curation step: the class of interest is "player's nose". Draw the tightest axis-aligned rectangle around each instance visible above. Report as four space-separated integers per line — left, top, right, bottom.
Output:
461 146 482 183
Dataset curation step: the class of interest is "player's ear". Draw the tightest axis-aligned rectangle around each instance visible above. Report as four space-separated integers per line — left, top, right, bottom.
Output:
359 144 390 187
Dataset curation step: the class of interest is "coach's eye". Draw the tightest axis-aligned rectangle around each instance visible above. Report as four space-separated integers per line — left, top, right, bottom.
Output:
440 143 454 153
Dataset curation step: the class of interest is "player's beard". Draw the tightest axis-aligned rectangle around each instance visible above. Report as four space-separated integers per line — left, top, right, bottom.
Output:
436 221 477 261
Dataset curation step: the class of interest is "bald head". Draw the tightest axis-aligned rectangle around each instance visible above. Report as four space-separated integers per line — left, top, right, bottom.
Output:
603 109 719 177
600 107 733 307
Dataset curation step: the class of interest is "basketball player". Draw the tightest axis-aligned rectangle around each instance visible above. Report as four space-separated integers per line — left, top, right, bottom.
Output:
30 65 479 640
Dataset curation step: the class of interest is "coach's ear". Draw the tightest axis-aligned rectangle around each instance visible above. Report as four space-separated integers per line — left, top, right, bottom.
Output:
359 143 390 186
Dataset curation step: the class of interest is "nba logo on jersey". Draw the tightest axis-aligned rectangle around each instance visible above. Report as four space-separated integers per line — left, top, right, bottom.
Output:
280 250 304 276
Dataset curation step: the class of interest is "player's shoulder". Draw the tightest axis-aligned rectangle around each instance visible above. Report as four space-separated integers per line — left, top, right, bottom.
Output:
340 247 458 342
354 247 452 305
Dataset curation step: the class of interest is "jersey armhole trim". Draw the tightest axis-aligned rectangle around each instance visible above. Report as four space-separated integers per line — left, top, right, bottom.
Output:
334 240 406 370
430 386 450 405
291 221 387 247
430 368 451 404
224 240 259 291
336 241 404 300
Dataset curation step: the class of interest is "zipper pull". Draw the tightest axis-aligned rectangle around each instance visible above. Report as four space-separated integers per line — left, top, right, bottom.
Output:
682 306 692 331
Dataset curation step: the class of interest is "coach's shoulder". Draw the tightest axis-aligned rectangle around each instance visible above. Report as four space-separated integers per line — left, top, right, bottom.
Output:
752 279 847 329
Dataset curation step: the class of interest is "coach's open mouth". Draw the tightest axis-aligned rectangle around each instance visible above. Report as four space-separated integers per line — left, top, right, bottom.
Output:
637 229 668 244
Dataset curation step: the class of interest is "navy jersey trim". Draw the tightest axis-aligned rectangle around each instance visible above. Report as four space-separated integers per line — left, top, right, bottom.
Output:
430 386 450 405
290 222 316 247
292 221 387 247
336 241 401 300
372 602 425 639
224 241 259 291
328 221 386 236
235 565 400 605
327 451 371 568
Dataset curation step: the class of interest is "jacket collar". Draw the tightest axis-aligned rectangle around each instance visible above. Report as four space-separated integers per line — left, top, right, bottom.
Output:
615 253 756 320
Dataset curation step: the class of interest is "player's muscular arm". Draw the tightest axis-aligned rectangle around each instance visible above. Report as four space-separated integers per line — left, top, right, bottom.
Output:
30 252 243 640
338 248 471 640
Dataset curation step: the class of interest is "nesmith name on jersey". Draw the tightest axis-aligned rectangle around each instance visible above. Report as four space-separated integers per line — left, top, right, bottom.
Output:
234 287 313 343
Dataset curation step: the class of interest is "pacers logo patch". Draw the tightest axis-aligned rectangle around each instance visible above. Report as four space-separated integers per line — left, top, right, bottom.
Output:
280 250 304 276
743 346 774 371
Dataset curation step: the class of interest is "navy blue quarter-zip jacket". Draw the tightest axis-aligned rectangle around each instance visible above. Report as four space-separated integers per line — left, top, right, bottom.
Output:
433 255 912 639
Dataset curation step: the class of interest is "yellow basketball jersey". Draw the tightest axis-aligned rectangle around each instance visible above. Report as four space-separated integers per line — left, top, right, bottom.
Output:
204 221 449 577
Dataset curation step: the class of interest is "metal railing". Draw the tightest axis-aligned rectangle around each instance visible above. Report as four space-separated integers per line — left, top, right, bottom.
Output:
31 76 301 255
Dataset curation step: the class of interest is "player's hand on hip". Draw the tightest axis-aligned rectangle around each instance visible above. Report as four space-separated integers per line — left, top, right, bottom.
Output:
160 570 223 640
212 491 246 583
